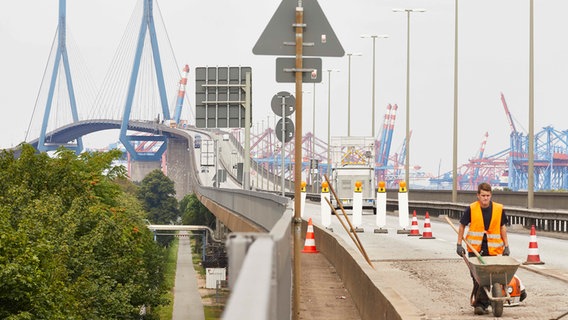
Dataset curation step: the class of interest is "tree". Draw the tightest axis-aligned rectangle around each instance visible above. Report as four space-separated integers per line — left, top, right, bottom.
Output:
180 193 215 229
0 145 168 319
137 169 180 224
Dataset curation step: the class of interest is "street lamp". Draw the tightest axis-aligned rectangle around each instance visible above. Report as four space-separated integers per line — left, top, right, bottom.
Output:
452 1 459 201
347 52 362 136
312 82 317 192
302 89 314 188
360 34 389 137
327 69 340 173
393 8 426 186
528 0 534 207
312 82 316 160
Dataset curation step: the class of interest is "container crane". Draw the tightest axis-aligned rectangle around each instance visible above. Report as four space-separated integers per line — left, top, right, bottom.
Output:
172 64 190 125
375 104 398 182
382 104 398 167
500 92 518 135
460 132 489 189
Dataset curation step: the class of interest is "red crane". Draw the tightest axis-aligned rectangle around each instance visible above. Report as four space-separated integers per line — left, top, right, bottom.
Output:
500 92 518 134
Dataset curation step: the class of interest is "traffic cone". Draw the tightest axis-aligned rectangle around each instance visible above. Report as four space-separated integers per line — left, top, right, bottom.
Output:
302 218 319 253
523 225 544 265
420 212 436 239
408 210 421 236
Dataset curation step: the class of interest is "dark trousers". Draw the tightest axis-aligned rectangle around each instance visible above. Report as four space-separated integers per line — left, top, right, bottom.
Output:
468 241 490 308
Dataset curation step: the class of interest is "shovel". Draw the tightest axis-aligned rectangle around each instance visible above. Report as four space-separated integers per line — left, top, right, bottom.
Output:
444 215 486 265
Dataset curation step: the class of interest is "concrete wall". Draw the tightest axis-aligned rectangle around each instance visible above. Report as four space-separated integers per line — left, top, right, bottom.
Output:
305 221 425 320
166 136 193 200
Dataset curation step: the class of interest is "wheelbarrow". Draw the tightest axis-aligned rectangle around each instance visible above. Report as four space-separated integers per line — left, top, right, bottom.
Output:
443 216 521 317
465 255 521 317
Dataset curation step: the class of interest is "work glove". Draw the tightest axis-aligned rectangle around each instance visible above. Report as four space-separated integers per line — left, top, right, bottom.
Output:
456 244 466 257
503 246 510 256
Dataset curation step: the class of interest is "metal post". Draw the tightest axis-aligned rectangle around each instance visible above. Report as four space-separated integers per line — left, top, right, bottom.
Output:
326 69 338 176
371 37 376 137
244 72 251 190
312 82 316 193
214 139 219 188
281 96 286 196
361 34 388 137
292 5 304 320
528 0 534 207
202 232 206 263
452 0 459 203
405 11 411 186
393 8 425 186
348 54 352 136
347 53 362 137
327 70 332 173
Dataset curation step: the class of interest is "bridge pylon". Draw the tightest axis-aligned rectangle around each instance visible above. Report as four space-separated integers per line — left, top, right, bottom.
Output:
120 0 170 161
38 0 83 154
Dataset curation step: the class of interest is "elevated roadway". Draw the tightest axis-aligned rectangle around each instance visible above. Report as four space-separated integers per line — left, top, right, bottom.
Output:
15 122 568 319
154 124 568 319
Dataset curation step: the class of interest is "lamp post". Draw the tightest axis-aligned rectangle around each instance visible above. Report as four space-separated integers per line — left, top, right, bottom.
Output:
347 52 362 136
327 69 340 173
312 82 316 160
528 0 534 207
452 0 459 202
302 89 313 187
312 82 317 192
361 34 389 137
393 8 426 186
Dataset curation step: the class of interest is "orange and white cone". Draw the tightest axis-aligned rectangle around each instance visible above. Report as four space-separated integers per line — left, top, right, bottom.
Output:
302 218 319 253
420 212 436 239
523 224 544 265
408 210 421 237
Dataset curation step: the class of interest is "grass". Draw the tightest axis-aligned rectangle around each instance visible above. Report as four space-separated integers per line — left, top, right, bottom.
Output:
191 239 229 320
153 237 229 320
154 238 179 320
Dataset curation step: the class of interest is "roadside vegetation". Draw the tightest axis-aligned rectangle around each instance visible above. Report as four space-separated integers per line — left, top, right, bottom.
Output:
0 145 171 319
154 238 179 320
1 144 226 319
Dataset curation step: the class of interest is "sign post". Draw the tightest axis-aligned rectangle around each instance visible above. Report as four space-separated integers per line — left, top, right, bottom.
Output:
253 1 344 318
293 8 304 319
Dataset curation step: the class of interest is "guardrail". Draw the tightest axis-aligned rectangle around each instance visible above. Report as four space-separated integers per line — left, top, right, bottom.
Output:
392 200 568 233
195 185 293 320
163 126 294 320
305 191 568 233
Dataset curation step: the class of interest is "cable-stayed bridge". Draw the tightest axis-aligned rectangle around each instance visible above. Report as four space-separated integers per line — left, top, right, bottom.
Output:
26 0 192 163
14 2 568 320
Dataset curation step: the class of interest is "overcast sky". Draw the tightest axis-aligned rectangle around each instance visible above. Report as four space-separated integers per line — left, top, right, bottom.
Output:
2 0 567 177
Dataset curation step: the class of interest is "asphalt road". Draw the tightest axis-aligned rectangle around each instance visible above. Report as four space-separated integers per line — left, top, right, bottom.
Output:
302 200 568 319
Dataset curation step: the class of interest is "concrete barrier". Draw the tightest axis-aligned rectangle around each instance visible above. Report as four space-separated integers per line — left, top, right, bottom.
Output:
305 221 425 320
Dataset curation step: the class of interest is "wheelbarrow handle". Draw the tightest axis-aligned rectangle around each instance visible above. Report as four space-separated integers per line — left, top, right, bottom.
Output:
444 216 486 265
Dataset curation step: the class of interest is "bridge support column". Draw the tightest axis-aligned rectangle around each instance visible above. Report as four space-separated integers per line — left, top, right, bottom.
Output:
166 136 192 200
129 159 162 182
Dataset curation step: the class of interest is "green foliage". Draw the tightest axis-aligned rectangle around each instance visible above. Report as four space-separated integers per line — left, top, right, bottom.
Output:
137 169 180 225
153 238 179 320
0 145 168 319
180 194 215 229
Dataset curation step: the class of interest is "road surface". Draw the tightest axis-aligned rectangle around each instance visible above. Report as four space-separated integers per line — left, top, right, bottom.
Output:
302 201 568 319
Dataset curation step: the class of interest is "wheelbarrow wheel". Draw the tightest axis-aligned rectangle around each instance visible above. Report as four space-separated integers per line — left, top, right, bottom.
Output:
491 283 504 317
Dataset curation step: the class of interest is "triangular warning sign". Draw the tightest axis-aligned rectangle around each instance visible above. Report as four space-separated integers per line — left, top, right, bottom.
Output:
253 0 344 57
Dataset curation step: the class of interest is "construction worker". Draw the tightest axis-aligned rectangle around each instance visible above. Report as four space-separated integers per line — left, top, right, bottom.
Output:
456 182 510 315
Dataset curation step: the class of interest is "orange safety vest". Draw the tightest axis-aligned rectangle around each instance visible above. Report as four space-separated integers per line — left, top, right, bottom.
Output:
466 201 504 255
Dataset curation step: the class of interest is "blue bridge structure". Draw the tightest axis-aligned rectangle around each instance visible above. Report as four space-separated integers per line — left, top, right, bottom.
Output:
29 0 188 163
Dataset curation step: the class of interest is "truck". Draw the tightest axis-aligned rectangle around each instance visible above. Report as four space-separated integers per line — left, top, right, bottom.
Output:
329 136 376 213
194 134 202 148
